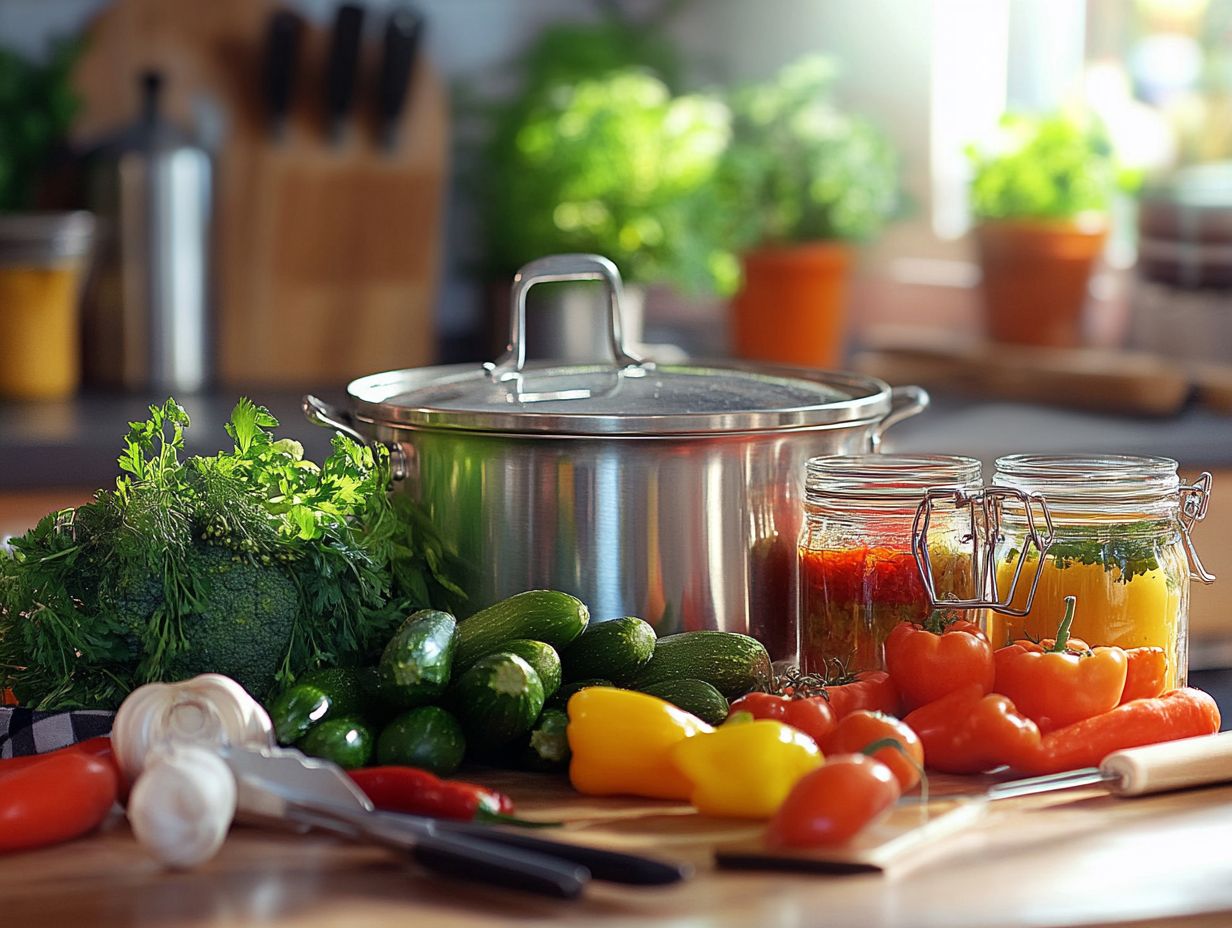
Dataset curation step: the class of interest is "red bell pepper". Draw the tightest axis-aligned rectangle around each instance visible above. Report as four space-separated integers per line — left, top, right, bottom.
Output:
993 597 1128 732
903 684 1042 774
885 614 994 711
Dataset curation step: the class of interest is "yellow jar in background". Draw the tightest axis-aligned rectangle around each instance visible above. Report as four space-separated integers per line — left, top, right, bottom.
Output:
986 454 1214 690
0 212 94 400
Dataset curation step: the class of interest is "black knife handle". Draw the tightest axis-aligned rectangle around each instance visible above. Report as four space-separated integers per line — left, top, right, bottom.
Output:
437 823 690 886
409 831 588 900
263 10 303 136
376 6 423 148
324 2 366 139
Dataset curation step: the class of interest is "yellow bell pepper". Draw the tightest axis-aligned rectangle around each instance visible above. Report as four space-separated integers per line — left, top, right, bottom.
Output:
669 719 823 818
566 687 713 799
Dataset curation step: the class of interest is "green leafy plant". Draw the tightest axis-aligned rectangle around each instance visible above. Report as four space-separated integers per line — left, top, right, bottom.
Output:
0 39 80 212
966 111 1117 221
0 398 464 709
716 56 900 250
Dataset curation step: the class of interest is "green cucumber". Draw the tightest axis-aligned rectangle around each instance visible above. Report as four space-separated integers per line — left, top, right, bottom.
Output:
546 677 613 710
637 678 730 726
296 716 375 769
376 706 466 776
378 609 457 707
268 667 377 745
561 616 656 683
520 708 571 772
497 639 562 698
455 591 589 668
451 652 545 746
625 631 772 699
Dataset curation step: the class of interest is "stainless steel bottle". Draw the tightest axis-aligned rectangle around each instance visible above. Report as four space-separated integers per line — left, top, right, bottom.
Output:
81 71 212 392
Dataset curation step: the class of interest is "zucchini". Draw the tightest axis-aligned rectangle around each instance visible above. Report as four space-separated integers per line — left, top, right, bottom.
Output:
451 652 545 746
520 708 571 771
546 677 613 710
378 609 457 707
376 706 467 776
625 631 772 699
455 591 589 668
561 616 656 683
296 716 375 770
497 639 562 698
637 678 730 726
267 667 377 745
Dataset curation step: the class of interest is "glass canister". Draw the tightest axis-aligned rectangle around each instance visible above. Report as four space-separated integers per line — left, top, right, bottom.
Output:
798 454 984 675
984 454 1214 689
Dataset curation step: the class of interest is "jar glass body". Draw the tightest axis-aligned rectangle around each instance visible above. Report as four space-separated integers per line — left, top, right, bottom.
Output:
987 455 1195 688
797 455 982 675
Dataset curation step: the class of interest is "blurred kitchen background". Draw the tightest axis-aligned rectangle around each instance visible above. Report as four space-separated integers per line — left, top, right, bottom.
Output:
1 1 1231 677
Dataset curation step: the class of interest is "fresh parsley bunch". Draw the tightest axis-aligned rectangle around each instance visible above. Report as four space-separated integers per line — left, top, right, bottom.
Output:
0 399 464 709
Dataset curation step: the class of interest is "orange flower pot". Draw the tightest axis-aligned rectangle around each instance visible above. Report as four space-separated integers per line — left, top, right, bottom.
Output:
975 219 1107 348
731 243 852 368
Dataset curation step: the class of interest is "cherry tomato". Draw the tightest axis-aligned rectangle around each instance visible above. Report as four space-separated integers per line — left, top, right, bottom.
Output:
728 693 837 746
0 750 119 854
728 692 789 721
821 710 923 791
765 754 901 848
884 620 994 710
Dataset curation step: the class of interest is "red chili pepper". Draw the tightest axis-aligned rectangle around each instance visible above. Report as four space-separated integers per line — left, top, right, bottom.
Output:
1016 687 1221 775
1120 648 1168 703
903 684 1042 774
0 737 115 775
885 615 995 711
993 597 1128 733
727 692 837 745
823 671 901 719
0 749 120 854
347 767 514 821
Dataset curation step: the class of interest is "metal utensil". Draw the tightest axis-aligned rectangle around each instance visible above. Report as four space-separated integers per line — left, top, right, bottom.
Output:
224 744 587 899
262 9 303 141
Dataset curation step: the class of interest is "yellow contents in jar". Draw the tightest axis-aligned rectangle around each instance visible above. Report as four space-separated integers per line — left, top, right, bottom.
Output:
989 533 1187 689
0 263 82 400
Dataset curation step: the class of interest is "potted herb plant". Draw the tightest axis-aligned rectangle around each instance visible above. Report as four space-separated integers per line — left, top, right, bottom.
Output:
470 12 730 360
966 111 1116 347
718 57 899 368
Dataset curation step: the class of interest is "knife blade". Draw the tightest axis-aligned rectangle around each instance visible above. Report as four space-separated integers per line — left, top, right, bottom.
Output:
323 3 366 145
375 5 424 151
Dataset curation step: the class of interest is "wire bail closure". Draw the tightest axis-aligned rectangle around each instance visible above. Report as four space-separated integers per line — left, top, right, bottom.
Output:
1180 471 1215 583
912 487 1056 616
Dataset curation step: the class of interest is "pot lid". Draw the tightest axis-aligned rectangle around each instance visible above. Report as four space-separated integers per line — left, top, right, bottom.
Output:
346 255 914 436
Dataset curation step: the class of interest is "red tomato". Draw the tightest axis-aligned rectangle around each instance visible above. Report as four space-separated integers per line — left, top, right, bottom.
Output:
728 692 789 721
884 620 994 710
821 710 923 791
766 754 901 848
0 750 119 854
728 693 837 746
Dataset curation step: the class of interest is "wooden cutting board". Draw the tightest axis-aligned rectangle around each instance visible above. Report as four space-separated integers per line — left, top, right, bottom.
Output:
70 0 448 386
852 326 1199 417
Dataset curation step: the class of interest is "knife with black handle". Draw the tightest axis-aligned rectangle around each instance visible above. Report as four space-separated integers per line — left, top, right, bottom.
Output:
262 9 303 141
375 5 424 151
323 2 366 145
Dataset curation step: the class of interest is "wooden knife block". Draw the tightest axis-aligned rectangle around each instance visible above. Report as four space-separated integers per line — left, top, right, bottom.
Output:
71 0 448 387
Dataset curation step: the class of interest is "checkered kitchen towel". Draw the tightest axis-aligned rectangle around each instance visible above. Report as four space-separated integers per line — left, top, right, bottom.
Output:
0 708 114 758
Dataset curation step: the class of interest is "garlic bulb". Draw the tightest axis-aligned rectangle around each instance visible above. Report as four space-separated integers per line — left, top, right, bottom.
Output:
128 745 237 869
112 674 275 784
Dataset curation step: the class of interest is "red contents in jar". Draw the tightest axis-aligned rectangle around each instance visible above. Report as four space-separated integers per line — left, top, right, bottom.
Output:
799 545 967 675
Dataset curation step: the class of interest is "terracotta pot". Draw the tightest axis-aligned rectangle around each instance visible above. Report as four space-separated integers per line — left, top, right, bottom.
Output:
731 242 853 368
975 219 1107 348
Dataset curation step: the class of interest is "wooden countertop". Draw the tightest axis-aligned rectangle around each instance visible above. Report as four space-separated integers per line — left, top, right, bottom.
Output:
3 771 1232 928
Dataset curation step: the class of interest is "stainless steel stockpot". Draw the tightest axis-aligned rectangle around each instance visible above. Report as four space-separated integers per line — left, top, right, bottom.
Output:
305 254 927 660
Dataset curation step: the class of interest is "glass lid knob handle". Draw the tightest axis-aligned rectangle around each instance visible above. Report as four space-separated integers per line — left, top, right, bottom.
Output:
485 253 649 382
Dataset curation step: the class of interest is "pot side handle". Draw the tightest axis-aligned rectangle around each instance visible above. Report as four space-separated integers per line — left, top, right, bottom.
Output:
302 394 409 481
870 385 929 451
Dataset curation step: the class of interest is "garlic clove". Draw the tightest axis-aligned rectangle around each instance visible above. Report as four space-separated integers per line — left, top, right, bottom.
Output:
127 745 237 870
